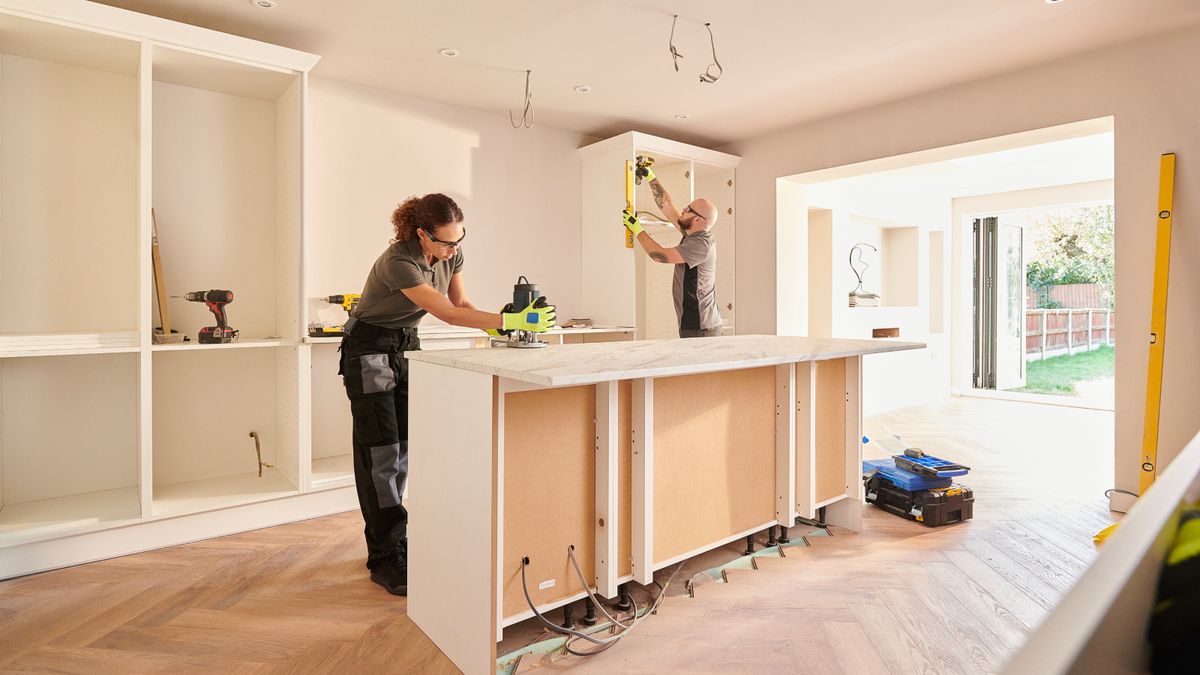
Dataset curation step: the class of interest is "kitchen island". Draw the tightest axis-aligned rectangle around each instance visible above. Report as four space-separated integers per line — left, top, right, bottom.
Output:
405 334 924 674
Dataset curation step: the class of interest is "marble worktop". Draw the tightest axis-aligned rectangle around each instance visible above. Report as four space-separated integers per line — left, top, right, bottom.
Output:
304 324 634 344
405 334 925 386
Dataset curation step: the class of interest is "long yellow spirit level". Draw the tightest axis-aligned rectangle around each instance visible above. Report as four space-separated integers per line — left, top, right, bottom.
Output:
1138 153 1176 495
625 160 635 249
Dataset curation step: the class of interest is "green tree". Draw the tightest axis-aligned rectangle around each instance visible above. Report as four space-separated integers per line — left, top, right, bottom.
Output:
1026 204 1114 308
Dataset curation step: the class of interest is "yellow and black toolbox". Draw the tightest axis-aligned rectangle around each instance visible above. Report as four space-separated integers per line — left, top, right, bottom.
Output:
863 450 974 527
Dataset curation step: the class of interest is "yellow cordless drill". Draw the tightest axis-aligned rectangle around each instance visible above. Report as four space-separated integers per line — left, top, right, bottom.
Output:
307 294 361 337
326 294 360 314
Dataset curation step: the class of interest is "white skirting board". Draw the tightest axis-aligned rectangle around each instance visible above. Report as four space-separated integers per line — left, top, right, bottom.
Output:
0 486 357 580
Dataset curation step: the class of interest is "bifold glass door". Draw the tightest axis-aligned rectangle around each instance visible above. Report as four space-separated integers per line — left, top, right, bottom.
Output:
974 216 1026 390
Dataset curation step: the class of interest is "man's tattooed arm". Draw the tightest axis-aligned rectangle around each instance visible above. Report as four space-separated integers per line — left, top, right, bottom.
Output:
650 181 666 209
648 178 682 230
649 251 668 263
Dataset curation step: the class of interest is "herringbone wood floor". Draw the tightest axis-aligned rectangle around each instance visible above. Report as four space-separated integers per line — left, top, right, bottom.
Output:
1 397 1115 674
527 396 1118 673
0 511 459 674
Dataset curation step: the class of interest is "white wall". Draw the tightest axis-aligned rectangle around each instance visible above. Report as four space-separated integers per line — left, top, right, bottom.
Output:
307 77 595 323
725 25 1200 507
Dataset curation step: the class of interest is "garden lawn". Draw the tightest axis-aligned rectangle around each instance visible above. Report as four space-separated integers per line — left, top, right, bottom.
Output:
1012 345 1114 395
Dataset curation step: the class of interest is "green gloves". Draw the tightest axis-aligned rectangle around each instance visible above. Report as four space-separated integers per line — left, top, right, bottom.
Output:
487 303 513 337
502 297 556 332
622 209 644 237
635 164 656 184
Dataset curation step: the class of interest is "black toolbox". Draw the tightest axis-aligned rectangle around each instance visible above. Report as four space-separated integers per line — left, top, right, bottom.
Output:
865 475 974 527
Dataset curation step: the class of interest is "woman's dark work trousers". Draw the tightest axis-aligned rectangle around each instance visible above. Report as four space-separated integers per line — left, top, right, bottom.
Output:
339 323 420 571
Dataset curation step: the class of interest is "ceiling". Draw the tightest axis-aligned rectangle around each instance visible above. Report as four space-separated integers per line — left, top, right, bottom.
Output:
94 0 1200 147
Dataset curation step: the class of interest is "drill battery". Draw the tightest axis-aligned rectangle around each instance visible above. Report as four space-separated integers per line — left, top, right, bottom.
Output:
199 325 239 344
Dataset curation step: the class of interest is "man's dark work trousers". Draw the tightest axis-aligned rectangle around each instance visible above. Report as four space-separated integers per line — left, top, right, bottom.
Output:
339 322 420 570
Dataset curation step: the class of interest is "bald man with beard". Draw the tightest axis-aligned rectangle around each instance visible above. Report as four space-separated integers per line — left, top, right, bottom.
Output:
621 167 724 338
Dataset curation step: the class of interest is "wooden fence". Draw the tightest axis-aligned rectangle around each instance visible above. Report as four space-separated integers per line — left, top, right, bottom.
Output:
1026 308 1114 359
1027 283 1109 310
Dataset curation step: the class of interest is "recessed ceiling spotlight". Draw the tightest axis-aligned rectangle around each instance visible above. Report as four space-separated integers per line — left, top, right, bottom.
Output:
1045 0 1064 4
250 0 276 8
439 48 460 58
674 113 690 120
574 85 592 94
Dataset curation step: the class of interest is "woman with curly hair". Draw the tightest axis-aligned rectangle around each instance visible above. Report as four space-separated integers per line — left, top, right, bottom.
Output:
341 193 555 596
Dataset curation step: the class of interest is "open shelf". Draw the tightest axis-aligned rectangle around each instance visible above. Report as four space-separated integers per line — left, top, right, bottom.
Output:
152 347 301 518
311 455 354 489
0 487 141 547
152 469 297 519
0 331 140 358
151 338 289 352
0 16 139 339
0 352 141 545
151 44 302 345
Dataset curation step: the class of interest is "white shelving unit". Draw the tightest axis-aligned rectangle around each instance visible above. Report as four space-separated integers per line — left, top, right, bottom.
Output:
0 0 358 580
579 132 739 339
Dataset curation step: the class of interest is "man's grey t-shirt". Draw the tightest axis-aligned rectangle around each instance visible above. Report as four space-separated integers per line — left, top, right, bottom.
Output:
352 238 464 329
672 228 722 331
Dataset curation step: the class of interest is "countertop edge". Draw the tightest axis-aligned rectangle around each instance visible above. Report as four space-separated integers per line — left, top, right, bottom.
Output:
407 339 926 387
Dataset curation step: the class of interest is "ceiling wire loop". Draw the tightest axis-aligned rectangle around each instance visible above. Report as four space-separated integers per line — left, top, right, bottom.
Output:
669 14 683 72
698 21 723 84
509 69 534 128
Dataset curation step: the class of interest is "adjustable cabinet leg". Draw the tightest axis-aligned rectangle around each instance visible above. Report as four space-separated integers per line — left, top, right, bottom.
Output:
561 601 576 630
817 506 828 528
615 583 634 612
744 534 756 555
778 526 791 544
766 526 778 547
581 597 598 626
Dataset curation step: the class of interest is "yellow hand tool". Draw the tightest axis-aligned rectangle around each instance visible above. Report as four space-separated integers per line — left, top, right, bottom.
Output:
1096 152 1176 546
624 159 635 249
1139 152 1176 495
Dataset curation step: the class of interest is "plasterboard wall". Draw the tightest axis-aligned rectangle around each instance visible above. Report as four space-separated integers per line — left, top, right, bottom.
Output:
306 77 594 324
725 23 1200 505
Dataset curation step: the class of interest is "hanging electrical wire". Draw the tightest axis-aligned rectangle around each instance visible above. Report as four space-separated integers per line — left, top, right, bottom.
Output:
698 22 723 84
668 14 684 72
509 69 534 129
518 547 685 658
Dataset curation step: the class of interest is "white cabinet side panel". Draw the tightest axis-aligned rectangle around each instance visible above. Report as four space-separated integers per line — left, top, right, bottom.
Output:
275 75 303 341
581 147 635 327
274 346 301 488
408 361 496 675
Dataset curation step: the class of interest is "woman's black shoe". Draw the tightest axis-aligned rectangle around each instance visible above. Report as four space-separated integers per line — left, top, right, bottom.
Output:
370 560 408 596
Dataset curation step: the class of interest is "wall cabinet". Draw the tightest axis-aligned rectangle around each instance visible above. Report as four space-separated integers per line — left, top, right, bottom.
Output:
579 132 739 339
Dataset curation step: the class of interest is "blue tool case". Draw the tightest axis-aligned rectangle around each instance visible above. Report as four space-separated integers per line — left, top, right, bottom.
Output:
863 458 953 491
893 451 970 479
